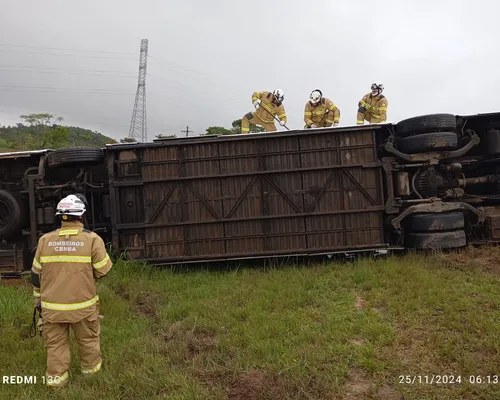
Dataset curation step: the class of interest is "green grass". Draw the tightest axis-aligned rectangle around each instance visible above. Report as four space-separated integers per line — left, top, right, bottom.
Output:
1 248 500 399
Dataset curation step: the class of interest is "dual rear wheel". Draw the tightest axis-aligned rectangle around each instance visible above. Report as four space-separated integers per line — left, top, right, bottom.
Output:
396 114 466 250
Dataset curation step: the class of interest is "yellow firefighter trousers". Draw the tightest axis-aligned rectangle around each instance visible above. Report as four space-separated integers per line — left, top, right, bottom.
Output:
241 112 276 133
42 310 102 386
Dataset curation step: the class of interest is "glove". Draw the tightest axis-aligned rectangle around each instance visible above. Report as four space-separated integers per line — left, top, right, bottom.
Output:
310 124 317 128
37 317 43 334
333 122 339 127
253 100 261 108
359 101 371 111
279 120 286 127
34 297 41 309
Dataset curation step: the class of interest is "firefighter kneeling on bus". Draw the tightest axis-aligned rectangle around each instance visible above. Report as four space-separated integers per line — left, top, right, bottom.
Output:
31 194 113 387
356 82 388 124
304 89 340 128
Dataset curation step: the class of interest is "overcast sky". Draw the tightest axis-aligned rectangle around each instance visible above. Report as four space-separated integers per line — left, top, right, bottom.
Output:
0 0 499 141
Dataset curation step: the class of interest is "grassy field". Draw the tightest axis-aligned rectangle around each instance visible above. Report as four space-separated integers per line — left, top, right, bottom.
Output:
1 247 500 399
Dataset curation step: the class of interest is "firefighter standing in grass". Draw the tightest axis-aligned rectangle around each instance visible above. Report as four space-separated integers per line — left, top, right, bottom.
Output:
356 82 388 124
304 89 341 128
31 194 112 388
241 89 287 133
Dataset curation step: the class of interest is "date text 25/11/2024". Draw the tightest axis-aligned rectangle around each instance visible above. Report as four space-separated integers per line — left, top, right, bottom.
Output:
3 376 62 385
399 375 500 385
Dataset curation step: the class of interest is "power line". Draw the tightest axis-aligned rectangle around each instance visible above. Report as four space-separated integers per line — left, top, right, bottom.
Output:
0 43 137 56
0 86 133 95
0 48 138 61
0 84 130 91
0 68 138 78
0 64 136 74
0 44 262 113
147 73 247 107
0 85 293 126
0 101 133 129
148 55 215 79
0 53 247 106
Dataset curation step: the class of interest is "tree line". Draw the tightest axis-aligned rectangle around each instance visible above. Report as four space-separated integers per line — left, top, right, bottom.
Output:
0 113 261 153
0 113 118 151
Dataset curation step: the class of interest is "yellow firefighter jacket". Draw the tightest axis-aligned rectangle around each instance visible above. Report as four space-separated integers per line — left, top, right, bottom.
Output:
31 220 113 323
251 91 287 124
357 93 388 124
304 97 340 127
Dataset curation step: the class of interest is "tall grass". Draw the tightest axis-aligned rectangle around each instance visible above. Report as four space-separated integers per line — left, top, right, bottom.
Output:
1 249 500 399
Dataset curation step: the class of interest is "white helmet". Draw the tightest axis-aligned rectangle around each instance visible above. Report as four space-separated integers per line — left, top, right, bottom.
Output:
272 88 284 102
55 194 86 217
371 82 384 95
310 89 322 105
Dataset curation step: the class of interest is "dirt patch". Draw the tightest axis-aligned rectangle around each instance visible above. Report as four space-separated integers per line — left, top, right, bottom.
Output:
435 246 500 275
355 296 364 311
132 292 160 320
227 370 287 400
198 366 332 399
161 320 183 342
186 327 216 358
373 306 387 318
377 385 402 400
0 277 27 288
343 368 374 399
113 283 130 300
349 338 364 346
160 322 217 359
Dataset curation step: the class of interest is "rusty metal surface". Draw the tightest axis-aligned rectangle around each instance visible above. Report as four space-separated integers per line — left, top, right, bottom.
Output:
395 172 410 196
0 244 24 274
391 200 487 230
0 149 49 160
384 130 480 164
110 128 387 262
483 206 500 239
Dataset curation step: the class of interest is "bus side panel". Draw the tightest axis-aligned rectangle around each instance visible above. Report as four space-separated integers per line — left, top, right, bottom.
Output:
110 128 387 263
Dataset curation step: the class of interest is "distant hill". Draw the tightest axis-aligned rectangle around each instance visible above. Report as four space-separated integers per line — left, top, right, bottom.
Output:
0 124 117 152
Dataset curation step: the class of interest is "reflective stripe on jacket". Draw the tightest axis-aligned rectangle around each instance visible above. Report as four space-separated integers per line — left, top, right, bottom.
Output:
31 220 112 323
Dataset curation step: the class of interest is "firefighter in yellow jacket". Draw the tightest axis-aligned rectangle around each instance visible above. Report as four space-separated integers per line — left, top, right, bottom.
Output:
304 89 340 128
31 194 112 387
241 89 287 133
357 82 388 124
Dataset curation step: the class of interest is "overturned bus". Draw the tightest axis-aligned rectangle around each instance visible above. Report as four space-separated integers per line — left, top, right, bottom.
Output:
1 112 500 274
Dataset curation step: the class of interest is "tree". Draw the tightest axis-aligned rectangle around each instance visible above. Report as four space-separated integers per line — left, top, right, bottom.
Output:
21 125 69 150
41 125 70 149
231 119 265 133
120 137 137 143
16 113 69 150
20 113 62 126
205 126 232 135
0 113 116 151
155 134 176 139
203 119 267 136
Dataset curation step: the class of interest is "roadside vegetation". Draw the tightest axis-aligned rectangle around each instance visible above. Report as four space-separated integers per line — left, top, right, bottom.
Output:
1 247 500 399
0 112 116 152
